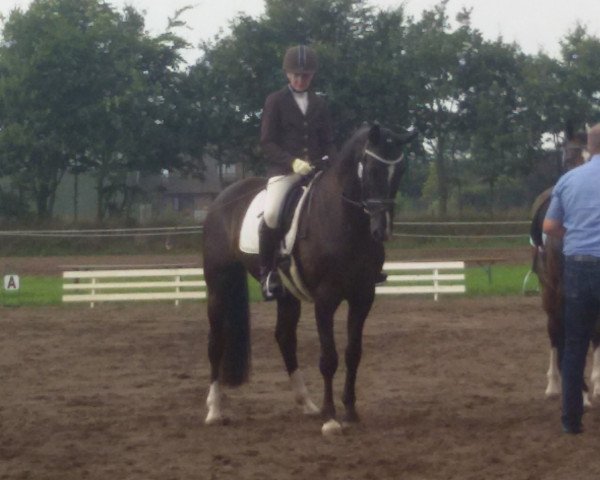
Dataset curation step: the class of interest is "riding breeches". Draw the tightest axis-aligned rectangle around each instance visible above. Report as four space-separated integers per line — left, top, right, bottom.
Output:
263 173 303 229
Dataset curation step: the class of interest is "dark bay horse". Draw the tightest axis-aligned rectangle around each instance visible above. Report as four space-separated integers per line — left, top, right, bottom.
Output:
530 124 600 404
203 124 416 432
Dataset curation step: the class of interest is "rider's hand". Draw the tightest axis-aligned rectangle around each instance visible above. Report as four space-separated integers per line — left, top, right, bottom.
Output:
292 158 314 175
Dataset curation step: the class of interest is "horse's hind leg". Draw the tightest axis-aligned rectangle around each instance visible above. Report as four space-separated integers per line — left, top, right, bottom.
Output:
275 295 319 415
206 293 226 425
204 264 251 425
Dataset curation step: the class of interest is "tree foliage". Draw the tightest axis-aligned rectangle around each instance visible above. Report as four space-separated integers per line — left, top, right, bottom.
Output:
1 0 600 221
0 0 187 220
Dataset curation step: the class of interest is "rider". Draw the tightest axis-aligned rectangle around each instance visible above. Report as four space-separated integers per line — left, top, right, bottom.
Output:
258 45 337 300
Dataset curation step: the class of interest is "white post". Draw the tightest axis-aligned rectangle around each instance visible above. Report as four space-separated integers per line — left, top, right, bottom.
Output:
175 274 180 306
433 268 439 301
90 277 96 308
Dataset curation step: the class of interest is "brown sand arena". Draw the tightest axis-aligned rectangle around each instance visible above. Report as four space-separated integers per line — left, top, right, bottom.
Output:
2 297 600 479
1 253 599 479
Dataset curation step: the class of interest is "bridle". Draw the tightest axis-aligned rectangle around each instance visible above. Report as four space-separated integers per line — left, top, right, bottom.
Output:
342 143 404 215
363 148 405 166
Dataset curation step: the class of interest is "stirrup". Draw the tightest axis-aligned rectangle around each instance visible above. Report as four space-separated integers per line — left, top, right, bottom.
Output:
261 270 283 301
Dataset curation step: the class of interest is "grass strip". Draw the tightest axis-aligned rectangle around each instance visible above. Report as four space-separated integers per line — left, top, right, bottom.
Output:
0 264 540 307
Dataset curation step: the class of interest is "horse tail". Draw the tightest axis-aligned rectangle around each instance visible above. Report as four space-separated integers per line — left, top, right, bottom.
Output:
216 262 251 387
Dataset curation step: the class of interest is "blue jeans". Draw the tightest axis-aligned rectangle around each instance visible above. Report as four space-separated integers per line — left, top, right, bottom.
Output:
562 256 600 430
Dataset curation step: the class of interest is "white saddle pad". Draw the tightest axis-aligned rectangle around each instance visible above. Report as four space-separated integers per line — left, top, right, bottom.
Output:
239 190 266 254
238 186 311 255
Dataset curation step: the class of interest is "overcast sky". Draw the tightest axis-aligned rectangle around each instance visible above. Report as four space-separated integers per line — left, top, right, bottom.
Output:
2 0 600 64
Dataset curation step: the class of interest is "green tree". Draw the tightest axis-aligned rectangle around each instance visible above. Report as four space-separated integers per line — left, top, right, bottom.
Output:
459 39 531 215
189 0 384 174
404 1 473 217
559 25 600 123
0 0 188 220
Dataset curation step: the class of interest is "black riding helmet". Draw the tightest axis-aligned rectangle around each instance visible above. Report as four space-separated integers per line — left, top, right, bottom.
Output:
283 45 318 74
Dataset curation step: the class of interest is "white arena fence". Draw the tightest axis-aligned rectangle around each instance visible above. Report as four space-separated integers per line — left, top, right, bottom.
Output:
62 267 206 308
376 261 465 301
62 261 465 307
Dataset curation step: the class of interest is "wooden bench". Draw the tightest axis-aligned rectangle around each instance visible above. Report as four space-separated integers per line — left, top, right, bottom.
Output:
62 267 206 307
376 261 466 301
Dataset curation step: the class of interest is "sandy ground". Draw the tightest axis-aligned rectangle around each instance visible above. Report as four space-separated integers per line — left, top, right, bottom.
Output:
1 293 600 480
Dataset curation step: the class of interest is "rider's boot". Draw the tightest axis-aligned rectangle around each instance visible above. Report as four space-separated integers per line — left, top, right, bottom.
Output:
259 220 283 301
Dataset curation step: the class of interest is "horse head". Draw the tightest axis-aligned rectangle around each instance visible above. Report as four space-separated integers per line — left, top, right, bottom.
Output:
340 123 417 242
562 121 588 172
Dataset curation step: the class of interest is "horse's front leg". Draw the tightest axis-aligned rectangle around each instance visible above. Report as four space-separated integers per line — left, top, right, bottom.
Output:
314 298 342 421
342 291 374 424
275 294 319 415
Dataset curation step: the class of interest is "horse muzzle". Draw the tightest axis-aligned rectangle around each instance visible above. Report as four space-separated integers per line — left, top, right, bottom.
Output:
368 209 391 242
363 199 392 242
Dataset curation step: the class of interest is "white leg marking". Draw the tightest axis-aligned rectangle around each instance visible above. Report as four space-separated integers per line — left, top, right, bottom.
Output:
290 370 320 415
591 346 600 399
321 419 343 436
591 347 600 398
545 347 561 398
583 391 592 408
205 381 223 425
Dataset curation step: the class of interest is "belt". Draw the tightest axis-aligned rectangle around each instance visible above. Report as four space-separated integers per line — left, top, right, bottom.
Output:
567 255 600 263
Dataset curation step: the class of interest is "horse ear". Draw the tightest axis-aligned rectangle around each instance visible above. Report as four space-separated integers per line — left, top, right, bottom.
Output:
369 123 381 145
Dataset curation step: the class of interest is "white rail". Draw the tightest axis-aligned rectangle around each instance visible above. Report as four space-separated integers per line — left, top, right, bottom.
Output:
62 261 466 307
62 267 205 307
377 261 466 301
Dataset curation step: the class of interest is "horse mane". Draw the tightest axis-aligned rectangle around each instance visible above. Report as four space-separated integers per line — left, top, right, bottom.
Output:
337 125 370 166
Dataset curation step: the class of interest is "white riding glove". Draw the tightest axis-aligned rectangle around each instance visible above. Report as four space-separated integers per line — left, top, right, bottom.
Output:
292 158 314 175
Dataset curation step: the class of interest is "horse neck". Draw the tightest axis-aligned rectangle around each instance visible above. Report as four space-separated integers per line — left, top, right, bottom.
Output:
306 131 371 235
311 156 369 238
332 139 364 199
313 154 361 217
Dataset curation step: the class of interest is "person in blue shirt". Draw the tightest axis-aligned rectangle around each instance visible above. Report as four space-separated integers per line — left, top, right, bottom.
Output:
543 122 600 434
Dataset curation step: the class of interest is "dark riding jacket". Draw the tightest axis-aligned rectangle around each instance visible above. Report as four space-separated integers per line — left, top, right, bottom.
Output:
260 86 336 177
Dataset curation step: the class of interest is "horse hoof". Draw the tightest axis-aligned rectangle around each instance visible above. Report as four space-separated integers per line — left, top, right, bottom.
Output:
321 419 343 437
